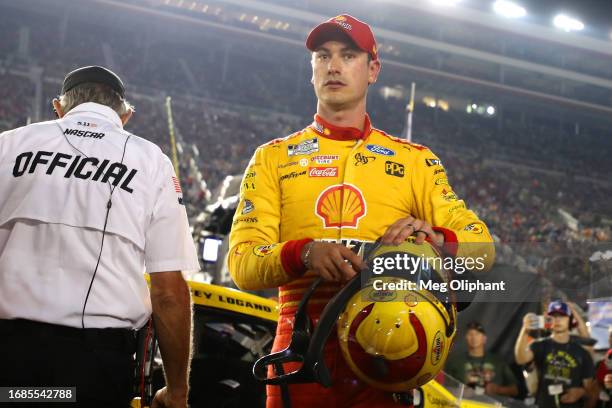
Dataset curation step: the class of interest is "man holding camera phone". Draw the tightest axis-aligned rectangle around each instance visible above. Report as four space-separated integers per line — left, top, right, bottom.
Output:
515 301 594 407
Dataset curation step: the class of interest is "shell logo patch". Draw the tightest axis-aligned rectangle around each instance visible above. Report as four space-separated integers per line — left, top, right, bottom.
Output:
315 183 366 228
334 15 352 30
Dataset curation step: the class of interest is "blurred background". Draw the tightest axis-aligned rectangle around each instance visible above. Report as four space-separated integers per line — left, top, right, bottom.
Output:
1 0 611 401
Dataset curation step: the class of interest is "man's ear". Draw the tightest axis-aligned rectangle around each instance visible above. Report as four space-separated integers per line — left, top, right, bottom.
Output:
368 59 382 85
310 56 316 85
120 109 133 126
52 99 64 118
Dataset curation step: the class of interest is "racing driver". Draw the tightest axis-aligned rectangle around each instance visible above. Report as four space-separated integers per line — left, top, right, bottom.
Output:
228 14 496 408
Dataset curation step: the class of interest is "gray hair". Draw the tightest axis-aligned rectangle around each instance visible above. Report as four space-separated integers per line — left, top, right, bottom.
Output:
59 82 134 116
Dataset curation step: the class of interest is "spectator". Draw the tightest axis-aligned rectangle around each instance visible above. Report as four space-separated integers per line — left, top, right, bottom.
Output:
445 321 518 398
588 327 612 408
515 301 594 408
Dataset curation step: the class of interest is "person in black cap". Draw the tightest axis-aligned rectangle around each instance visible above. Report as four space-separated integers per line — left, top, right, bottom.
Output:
0 65 199 408
52 65 132 124
444 321 518 398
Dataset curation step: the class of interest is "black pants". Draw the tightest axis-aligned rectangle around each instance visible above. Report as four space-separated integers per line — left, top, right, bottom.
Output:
0 319 136 408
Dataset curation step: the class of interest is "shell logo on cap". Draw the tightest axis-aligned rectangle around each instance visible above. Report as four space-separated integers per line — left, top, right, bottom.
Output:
315 183 366 228
334 15 352 31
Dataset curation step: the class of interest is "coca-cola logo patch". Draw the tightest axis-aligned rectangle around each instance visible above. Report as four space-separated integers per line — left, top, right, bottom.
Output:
309 167 338 177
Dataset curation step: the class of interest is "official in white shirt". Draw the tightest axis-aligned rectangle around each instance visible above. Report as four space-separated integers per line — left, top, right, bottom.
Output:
0 66 199 408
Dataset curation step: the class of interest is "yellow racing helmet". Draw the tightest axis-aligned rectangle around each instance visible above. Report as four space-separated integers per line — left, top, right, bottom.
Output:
337 239 457 392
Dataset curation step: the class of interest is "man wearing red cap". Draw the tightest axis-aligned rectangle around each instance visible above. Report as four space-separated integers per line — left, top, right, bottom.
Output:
229 14 495 407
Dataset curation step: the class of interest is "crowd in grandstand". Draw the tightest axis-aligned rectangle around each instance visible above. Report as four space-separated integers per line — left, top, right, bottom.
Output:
1 2 610 304
2 3 612 408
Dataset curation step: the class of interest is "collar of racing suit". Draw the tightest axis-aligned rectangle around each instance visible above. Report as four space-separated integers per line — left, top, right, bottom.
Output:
310 114 372 141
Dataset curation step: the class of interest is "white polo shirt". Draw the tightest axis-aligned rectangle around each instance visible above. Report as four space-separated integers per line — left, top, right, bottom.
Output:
0 103 200 329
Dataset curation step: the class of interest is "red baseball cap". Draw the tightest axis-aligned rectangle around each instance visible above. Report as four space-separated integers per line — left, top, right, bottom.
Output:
306 14 378 61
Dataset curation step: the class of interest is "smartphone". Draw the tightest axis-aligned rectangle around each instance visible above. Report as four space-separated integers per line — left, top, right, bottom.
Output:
529 315 547 330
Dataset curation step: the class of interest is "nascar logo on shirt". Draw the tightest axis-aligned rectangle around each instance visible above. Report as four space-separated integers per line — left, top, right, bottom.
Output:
288 138 319 156
63 128 105 139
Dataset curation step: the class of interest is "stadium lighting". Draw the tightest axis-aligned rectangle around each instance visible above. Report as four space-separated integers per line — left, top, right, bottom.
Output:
486 106 496 115
429 0 461 6
493 1 526 18
553 14 584 32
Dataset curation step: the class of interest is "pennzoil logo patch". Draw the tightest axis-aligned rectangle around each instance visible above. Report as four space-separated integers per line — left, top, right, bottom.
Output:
253 244 276 257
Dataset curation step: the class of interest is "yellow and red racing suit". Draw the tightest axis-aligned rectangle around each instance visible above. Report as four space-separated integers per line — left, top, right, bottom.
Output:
228 114 495 407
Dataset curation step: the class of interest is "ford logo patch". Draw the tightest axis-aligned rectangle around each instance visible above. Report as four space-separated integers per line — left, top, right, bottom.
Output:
366 144 395 156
